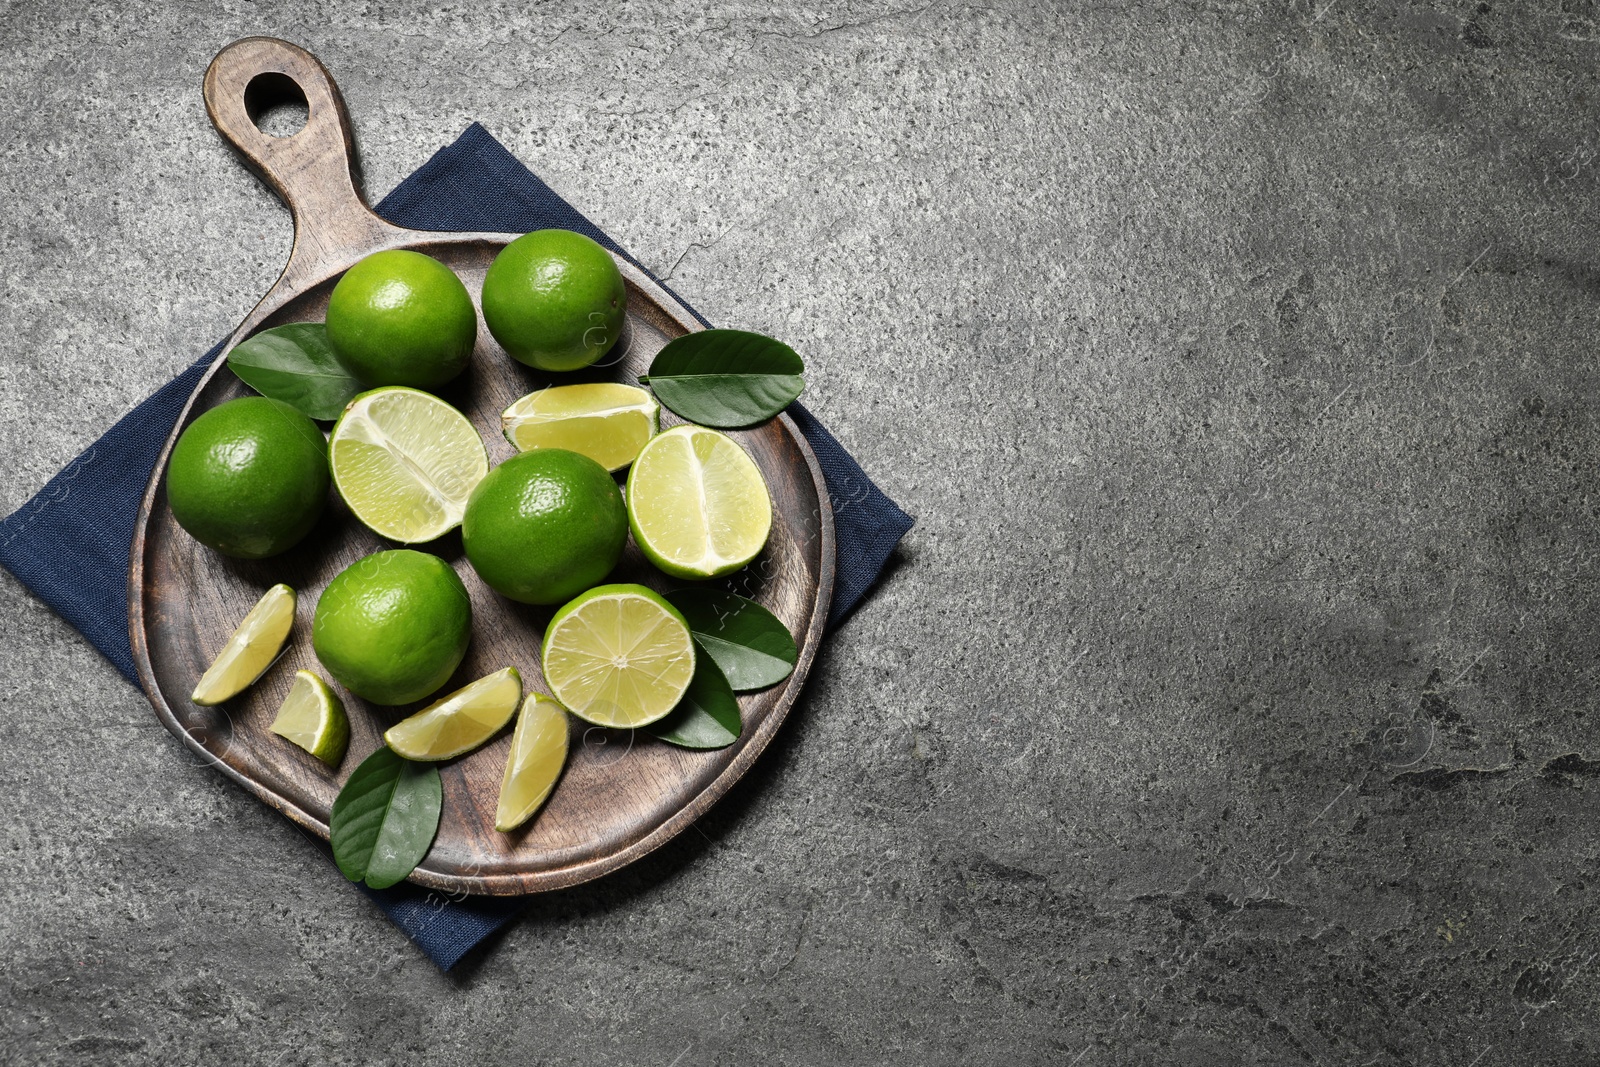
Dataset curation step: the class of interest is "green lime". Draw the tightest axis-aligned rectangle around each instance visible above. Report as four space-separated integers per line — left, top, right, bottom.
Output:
166 396 328 559
312 549 472 705
325 249 477 388
481 229 626 372
462 449 627 605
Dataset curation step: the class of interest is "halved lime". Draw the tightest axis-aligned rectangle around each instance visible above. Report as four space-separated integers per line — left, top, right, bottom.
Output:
625 425 772 579
191 583 295 705
495 693 570 832
329 387 489 543
501 383 659 471
541 584 696 728
268 670 349 766
383 667 523 761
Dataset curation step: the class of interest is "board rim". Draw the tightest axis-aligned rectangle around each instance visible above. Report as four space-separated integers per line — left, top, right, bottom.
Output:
128 231 836 896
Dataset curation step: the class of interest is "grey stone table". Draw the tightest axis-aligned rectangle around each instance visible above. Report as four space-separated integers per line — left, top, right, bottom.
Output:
3 1 1598 1063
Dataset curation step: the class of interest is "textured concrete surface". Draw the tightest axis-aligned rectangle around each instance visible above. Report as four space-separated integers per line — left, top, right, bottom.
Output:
5 0 1600 1062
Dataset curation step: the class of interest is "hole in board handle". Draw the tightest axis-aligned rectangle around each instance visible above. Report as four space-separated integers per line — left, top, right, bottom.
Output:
244 72 309 139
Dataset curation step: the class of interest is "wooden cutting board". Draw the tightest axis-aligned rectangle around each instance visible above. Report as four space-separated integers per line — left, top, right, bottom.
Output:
128 37 835 896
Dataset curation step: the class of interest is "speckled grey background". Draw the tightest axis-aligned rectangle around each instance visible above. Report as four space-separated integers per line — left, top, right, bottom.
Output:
4 0 1600 1063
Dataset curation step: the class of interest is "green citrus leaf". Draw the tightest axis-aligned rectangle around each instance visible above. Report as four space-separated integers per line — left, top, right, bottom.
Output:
666 589 797 691
227 323 365 420
329 746 442 889
640 329 804 428
647 653 741 749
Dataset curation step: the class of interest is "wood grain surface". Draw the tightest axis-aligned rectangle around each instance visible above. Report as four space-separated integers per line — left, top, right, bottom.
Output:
128 38 835 896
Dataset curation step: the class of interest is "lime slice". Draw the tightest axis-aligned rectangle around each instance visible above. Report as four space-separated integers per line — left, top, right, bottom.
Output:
495 693 570 831
625 425 772 579
268 670 350 766
383 667 523 760
191 583 295 705
329 387 489 542
501 383 659 471
541 584 696 728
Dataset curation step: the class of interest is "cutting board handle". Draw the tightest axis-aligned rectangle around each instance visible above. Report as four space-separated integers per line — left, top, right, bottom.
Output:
203 38 403 296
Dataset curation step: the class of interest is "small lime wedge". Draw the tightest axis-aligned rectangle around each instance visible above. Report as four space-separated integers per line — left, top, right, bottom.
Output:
501 383 659 471
329 387 489 543
495 693 570 832
268 670 349 766
191 583 296 705
626 425 772 579
541 584 696 728
383 667 523 760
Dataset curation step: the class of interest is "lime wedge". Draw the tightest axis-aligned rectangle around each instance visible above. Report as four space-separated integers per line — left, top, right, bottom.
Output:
625 425 772 579
191 583 295 705
495 693 570 831
268 670 350 766
501 383 659 471
383 667 523 760
541 584 696 728
329 387 489 542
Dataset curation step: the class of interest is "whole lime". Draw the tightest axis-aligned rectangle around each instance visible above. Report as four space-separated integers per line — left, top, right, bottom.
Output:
166 396 328 559
326 249 477 388
312 549 472 705
481 229 626 372
462 449 628 605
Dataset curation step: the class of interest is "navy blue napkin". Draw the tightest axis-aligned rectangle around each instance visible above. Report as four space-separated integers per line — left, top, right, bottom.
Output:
0 124 912 970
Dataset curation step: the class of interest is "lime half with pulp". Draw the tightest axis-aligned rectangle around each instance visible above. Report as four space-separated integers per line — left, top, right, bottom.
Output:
329 387 489 543
541 584 696 728
626 425 772 580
